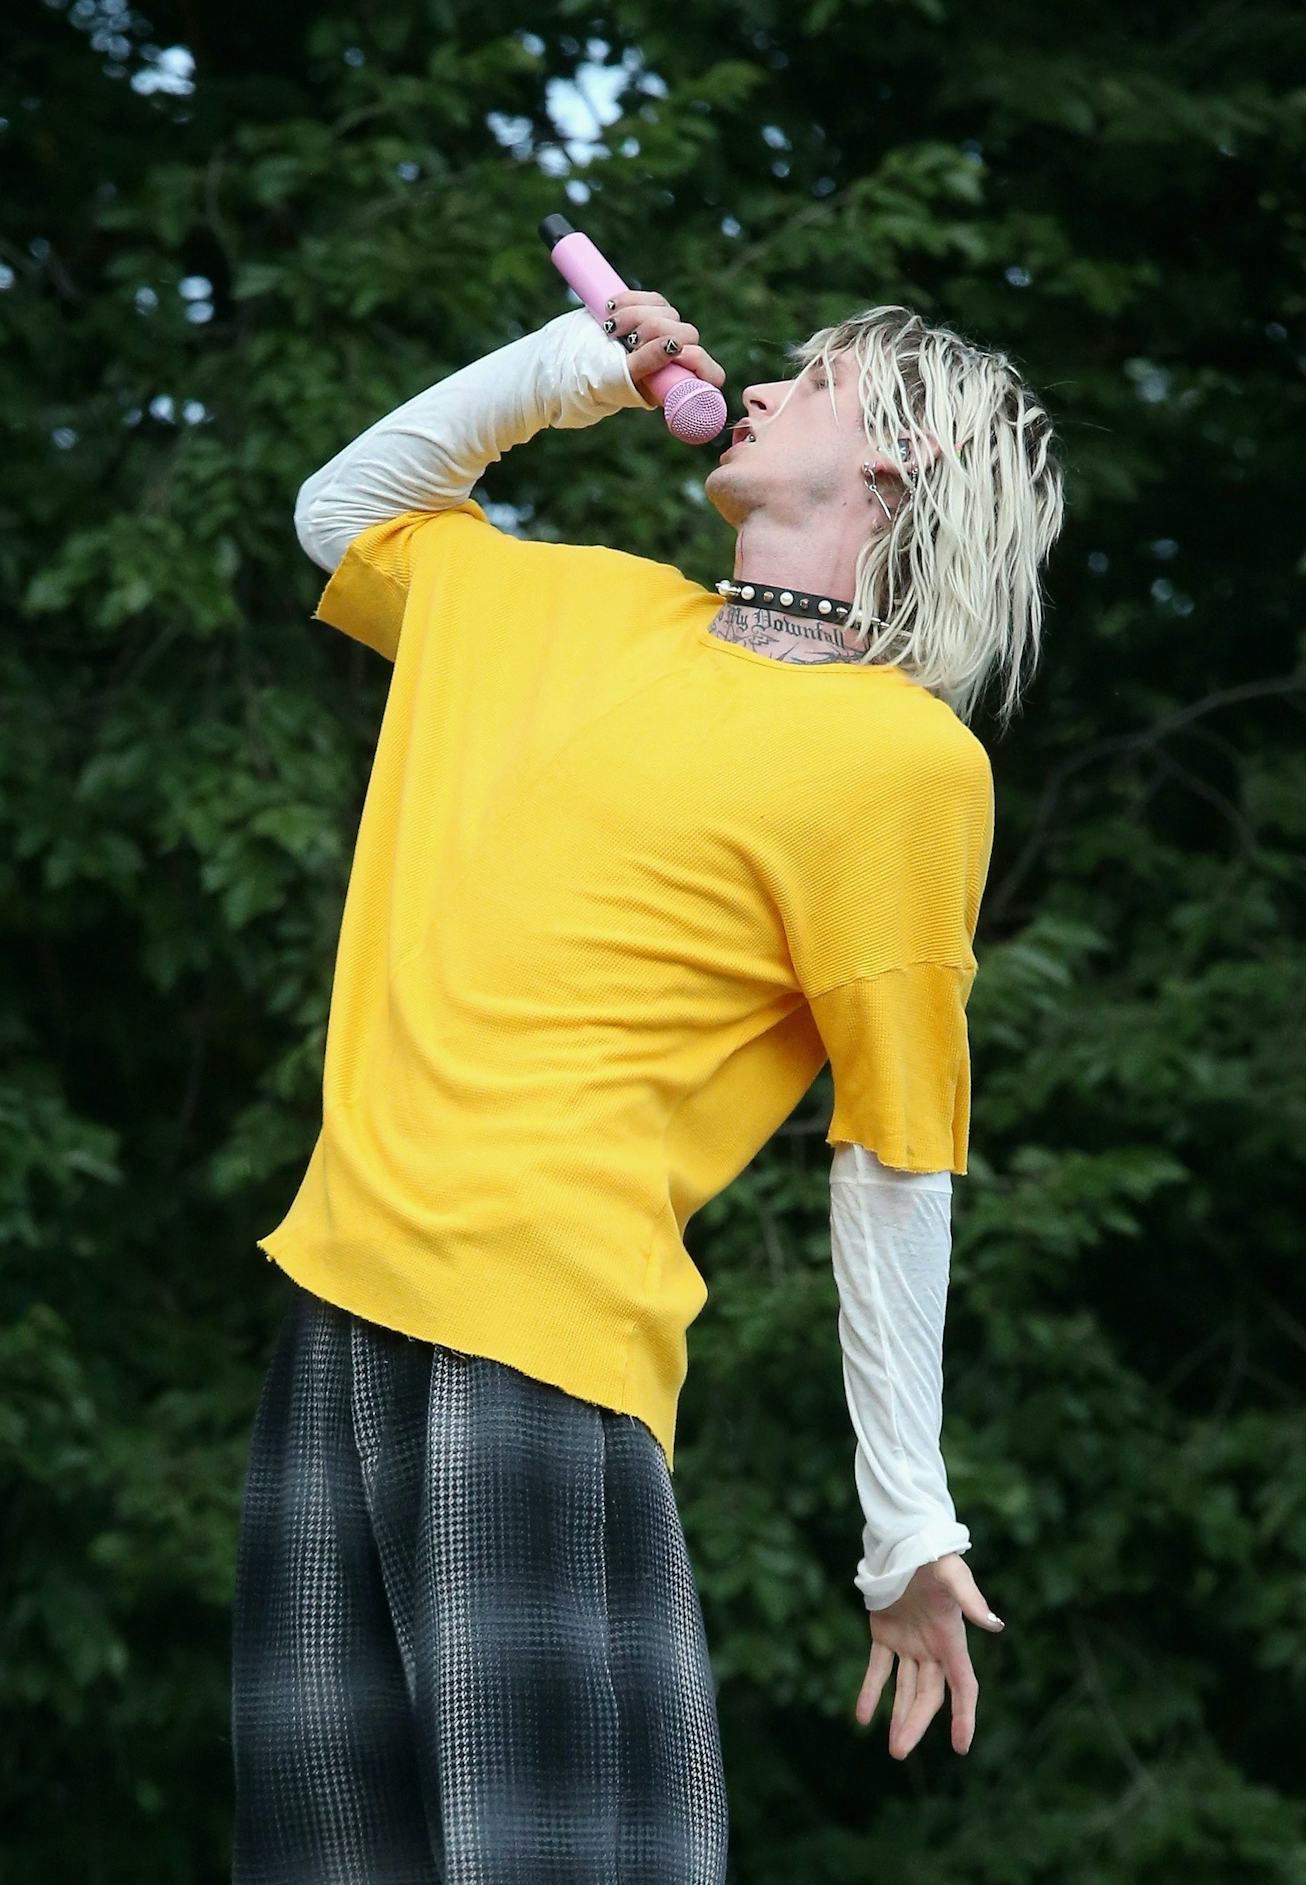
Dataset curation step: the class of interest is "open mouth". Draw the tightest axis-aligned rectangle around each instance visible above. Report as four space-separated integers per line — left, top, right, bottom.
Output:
719 421 757 458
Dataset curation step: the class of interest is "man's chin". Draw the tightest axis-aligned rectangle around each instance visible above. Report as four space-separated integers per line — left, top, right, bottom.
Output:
703 461 755 526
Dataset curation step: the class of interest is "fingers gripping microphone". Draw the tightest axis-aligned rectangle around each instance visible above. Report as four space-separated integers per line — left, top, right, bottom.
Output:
539 214 728 445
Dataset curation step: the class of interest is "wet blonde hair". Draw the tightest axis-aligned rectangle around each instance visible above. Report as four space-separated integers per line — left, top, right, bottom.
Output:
779 305 1066 732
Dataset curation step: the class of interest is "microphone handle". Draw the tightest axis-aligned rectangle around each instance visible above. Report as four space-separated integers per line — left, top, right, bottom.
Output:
537 215 728 445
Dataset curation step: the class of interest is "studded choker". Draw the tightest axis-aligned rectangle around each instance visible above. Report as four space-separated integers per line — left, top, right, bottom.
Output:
713 578 855 621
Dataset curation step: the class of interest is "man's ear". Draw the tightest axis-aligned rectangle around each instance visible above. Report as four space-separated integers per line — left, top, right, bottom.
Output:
865 430 943 484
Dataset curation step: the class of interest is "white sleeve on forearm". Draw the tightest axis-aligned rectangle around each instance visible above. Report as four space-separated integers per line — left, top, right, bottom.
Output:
293 306 658 571
830 1142 972 1612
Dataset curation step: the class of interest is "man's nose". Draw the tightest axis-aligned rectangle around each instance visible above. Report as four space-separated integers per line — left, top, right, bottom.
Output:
741 379 788 418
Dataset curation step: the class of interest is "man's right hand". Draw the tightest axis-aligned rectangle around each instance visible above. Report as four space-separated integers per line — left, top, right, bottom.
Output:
601 290 727 401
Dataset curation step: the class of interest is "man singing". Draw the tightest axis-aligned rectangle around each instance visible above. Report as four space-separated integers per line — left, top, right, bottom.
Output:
231 283 1065 1882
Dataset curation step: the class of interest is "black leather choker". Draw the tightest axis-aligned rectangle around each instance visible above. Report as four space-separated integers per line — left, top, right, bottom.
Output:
713 578 855 621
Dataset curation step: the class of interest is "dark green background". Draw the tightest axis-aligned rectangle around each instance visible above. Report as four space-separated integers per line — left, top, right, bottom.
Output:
4 0 1305 1877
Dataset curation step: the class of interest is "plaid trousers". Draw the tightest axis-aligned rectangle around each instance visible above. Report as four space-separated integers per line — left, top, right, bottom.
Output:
230 1278 729 1883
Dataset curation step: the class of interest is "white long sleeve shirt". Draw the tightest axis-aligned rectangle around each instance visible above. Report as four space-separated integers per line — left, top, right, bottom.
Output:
293 306 971 1613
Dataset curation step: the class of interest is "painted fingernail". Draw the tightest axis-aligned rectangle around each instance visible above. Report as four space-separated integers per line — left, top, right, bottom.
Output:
602 319 615 333
986 1612 1005 1628
605 298 615 311
663 337 680 354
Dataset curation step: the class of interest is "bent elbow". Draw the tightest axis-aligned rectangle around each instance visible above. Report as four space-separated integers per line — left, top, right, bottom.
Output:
293 480 340 573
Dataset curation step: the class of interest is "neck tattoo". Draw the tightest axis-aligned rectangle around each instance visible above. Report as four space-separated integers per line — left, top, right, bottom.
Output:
706 601 872 667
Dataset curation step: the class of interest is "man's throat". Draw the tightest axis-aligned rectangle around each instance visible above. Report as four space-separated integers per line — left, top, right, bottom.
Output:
705 602 870 666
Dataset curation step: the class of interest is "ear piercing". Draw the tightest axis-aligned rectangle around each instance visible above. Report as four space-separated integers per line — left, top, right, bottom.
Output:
863 440 919 523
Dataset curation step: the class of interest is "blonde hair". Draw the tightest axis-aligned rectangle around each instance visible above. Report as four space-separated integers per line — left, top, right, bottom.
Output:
780 306 1066 733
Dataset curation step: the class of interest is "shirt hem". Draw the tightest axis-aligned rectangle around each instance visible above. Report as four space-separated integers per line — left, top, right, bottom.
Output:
254 1231 678 1471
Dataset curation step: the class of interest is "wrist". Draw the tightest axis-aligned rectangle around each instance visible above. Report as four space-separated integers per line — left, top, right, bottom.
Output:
855 1519 972 1612
542 307 659 422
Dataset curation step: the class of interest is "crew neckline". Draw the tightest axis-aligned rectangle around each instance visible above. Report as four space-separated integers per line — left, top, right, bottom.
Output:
693 618 907 677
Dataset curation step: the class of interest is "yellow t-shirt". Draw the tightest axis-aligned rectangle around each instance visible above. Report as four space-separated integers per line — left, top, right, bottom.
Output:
257 500 994 1469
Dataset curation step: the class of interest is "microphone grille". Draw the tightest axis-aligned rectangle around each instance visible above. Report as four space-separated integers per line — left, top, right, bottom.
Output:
663 378 729 446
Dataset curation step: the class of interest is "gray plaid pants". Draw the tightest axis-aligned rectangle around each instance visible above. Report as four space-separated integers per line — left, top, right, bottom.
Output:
230 1278 729 1883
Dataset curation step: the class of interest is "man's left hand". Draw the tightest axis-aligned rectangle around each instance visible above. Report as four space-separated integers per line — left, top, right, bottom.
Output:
853 1553 1005 1758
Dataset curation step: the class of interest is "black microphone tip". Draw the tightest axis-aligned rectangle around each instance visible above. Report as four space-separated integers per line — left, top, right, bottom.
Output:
538 213 577 249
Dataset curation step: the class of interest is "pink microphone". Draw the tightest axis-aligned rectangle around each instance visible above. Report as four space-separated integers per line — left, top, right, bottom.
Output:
539 214 728 445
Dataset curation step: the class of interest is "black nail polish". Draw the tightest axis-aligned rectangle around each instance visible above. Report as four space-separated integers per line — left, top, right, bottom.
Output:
605 298 615 311
602 319 615 333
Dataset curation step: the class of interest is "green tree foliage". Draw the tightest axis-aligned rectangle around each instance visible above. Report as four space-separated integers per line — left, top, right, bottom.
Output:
3 0 1305 1876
